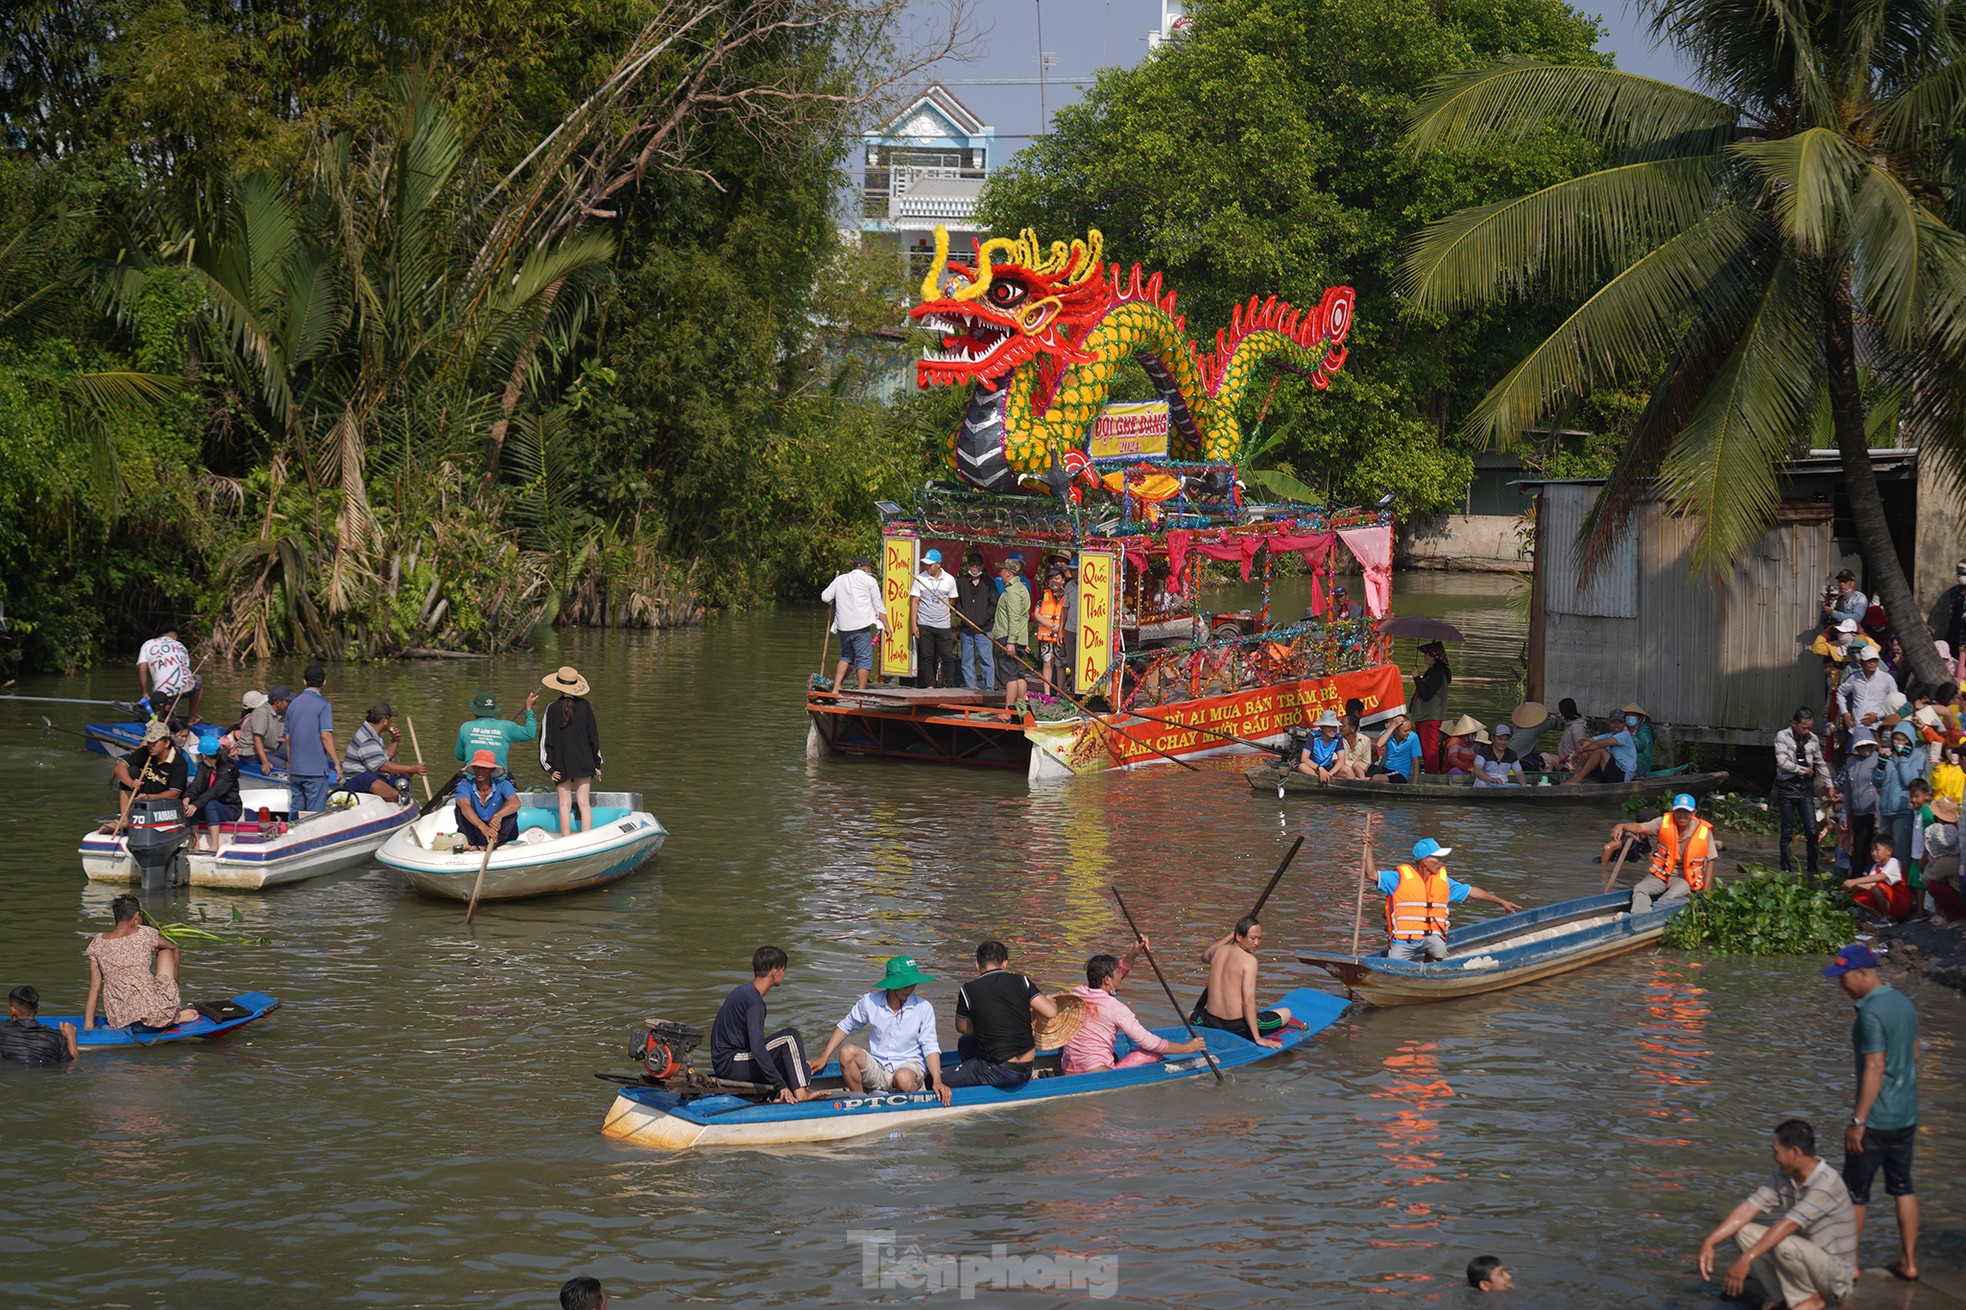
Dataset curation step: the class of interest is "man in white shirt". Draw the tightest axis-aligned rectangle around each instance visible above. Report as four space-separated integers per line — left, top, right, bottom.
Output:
910 549 960 689
821 555 888 693
137 624 203 722
806 957 951 1103
1838 646 1899 734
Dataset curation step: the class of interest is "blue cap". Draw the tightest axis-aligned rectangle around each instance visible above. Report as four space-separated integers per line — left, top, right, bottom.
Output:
923 549 942 564
1823 943 1880 977
1411 837 1452 861
1672 793 1696 812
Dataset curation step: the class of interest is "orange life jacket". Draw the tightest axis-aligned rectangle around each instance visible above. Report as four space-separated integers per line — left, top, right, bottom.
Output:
1648 817 1714 891
1384 862 1452 942
1035 593 1065 643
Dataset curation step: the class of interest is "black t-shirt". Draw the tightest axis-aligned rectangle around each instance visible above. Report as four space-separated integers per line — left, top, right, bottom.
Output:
120 746 188 797
955 969 1043 1062
709 983 783 1088
0 1017 72 1065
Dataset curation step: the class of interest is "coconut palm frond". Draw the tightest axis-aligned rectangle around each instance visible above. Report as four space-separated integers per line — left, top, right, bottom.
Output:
1408 59 1738 156
1403 156 1727 312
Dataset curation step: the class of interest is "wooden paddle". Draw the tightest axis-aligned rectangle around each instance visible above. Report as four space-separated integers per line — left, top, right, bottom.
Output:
403 715 435 802
1602 833 1635 893
1111 885 1223 1082
818 620 832 690
1351 814 1381 956
464 830 498 924
1187 835 1305 1017
948 607 1200 773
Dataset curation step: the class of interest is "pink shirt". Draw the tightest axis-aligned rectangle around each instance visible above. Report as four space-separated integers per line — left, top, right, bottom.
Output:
1061 984 1169 1073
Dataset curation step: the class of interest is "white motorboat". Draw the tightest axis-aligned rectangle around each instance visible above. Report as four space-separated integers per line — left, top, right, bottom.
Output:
377 789 666 902
79 792 416 889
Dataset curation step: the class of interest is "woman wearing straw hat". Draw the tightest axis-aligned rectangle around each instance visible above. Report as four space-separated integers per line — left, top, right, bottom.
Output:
540 666 602 838
1440 714 1483 776
1622 703 1657 776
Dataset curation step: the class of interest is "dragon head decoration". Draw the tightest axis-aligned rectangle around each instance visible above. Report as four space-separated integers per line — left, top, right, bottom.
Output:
910 226 1108 388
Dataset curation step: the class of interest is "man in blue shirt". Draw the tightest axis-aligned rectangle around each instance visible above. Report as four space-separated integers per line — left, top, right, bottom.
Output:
1825 944 1921 1281
1372 837 1522 961
453 749 521 849
806 957 951 1104
282 664 337 814
1374 714 1425 783
1565 717 1636 785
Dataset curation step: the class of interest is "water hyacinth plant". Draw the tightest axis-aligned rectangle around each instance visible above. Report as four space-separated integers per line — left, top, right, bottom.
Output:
1662 863 1852 955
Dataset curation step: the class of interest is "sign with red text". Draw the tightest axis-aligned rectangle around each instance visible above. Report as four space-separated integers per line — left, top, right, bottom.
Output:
1087 401 1170 459
1076 550 1117 691
878 534 918 679
1029 662 1407 774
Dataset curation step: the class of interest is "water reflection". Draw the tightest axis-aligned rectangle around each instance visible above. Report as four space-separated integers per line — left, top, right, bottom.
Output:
2 574 1963 1306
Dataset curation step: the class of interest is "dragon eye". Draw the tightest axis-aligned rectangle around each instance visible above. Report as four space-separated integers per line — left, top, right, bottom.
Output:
987 282 1027 307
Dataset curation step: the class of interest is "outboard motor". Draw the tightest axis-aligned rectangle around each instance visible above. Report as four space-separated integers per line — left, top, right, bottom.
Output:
124 797 192 892
628 1018 704 1081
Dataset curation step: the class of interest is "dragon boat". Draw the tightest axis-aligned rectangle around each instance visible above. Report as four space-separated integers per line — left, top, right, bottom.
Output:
805 224 1409 780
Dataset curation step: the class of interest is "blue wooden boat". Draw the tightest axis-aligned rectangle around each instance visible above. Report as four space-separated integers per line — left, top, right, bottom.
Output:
1297 892 1687 1005
600 987 1349 1150
84 719 282 782
45 991 282 1048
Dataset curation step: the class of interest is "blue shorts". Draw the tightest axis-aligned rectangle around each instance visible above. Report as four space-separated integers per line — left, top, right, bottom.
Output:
838 625 875 671
199 801 241 825
341 771 401 795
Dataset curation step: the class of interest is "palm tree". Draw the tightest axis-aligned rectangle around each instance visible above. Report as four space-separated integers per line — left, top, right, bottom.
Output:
1399 0 1966 688
111 88 614 653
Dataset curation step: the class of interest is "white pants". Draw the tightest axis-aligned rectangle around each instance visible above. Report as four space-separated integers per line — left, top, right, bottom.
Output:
1735 1221 1851 1306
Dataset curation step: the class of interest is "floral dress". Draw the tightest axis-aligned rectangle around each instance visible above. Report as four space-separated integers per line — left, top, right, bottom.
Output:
85 926 183 1027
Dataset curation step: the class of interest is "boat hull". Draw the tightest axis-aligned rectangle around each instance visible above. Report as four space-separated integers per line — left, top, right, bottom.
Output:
1250 766 1730 803
379 790 666 901
1298 892 1687 1005
50 991 281 1048
601 988 1347 1151
78 795 415 888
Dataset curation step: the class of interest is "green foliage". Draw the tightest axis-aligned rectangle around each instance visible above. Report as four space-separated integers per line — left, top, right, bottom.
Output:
1623 789 1777 836
0 2 940 666
1401 0 1966 697
978 0 1608 520
1662 864 1852 955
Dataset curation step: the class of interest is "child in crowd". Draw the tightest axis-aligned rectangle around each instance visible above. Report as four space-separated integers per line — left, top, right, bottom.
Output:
1845 834 1916 921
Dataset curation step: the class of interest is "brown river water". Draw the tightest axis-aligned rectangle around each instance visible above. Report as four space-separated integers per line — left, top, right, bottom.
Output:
1 572 1958 1307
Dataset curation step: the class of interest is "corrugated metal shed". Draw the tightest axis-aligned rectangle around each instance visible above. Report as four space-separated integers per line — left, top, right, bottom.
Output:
1524 480 1864 744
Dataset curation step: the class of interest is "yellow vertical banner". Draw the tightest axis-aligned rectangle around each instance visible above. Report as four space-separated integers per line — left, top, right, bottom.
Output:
1077 550 1116 692
878 533 918 679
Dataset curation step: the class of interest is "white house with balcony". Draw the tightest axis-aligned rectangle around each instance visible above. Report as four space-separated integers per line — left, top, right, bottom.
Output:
860 84 995 287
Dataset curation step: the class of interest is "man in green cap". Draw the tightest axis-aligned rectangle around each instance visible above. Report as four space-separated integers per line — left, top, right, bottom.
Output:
807 957 952 1105
454 688 539 773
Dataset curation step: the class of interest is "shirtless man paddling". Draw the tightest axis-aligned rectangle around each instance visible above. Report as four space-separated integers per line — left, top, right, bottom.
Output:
1196 916 1292 1049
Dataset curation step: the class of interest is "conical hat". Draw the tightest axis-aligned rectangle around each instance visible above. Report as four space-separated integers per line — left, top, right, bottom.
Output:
1511 701 1549 730
1032 992 1086 1050
1443 713 1484 737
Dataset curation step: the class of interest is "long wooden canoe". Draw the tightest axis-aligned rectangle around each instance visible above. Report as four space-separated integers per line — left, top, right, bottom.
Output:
1247 765 1730 803
599 987 1348 1150
1297 892 1686 1005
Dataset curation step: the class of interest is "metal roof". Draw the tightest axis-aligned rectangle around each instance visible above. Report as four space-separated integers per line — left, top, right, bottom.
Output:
1514 448 1920 490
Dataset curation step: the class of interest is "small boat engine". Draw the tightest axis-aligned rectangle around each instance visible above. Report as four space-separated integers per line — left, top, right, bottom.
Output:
630 1018 704 1080
124 797 192 891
